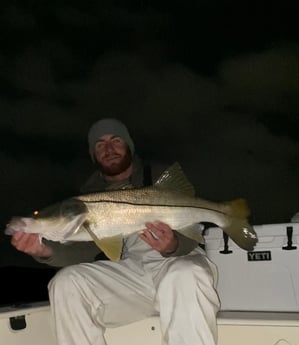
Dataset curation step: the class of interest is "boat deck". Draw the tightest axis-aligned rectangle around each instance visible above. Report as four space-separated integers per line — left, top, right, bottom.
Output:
1 302 299 345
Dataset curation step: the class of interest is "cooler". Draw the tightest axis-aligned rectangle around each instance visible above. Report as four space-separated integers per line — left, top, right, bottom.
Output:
204 222 299 312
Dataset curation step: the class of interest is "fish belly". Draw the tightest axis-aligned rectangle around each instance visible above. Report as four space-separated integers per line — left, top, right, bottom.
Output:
83 202 227 240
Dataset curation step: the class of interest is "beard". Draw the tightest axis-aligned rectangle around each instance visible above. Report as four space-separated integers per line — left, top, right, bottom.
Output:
98 150 132 176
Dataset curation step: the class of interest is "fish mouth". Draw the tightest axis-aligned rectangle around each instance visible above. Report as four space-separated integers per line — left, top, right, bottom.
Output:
5 213 87 242
5 217 28 235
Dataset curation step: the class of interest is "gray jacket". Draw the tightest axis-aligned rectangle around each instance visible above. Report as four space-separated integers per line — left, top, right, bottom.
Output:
35 156 199 267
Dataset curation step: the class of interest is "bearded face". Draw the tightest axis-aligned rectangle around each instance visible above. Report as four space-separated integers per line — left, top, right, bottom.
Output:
94 135 133 176
98 148 132 176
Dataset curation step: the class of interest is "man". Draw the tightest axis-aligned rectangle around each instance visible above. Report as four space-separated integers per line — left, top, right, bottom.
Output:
11 118 220 345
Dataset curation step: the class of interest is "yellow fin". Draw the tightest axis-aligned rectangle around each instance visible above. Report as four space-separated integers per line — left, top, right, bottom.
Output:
222 218 258 251
84 225 123 261
222 198 258 251
96 236 123 261
225 198 250 218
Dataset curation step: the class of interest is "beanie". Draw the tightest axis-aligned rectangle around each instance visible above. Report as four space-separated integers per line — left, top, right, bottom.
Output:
88 118 135 162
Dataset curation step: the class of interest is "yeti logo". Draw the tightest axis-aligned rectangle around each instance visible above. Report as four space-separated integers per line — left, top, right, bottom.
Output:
247 251 272 261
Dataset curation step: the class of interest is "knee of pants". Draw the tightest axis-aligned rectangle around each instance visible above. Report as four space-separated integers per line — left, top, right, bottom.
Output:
48 265 80 296
159 257 214 289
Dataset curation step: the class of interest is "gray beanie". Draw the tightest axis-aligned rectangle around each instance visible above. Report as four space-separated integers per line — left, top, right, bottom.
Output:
88 118 135 162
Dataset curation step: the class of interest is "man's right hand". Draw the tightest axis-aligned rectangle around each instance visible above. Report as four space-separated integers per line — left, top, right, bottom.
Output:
11 232 53 258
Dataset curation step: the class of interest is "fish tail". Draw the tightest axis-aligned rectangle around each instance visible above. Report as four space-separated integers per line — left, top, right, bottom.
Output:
221 198 258 251
223 217 258 251
225 198 250 219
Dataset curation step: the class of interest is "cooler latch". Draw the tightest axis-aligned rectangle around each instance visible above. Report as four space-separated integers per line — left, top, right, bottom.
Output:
220 232 233 254
282 226 297 250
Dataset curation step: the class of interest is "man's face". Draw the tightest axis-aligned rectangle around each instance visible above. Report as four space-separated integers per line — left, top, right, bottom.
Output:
94 134 132 176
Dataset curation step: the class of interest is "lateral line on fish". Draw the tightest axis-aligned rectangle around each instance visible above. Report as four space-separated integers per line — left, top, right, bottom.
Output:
77 199 227 215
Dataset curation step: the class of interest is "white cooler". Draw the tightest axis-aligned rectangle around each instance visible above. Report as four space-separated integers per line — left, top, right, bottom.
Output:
204 222 299 312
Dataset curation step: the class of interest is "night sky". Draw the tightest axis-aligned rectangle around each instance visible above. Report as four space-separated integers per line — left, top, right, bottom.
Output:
0 0 299 292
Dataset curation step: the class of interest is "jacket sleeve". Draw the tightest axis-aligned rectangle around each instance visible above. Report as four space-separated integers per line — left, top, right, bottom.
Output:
161 229 204 257
33 240 102 267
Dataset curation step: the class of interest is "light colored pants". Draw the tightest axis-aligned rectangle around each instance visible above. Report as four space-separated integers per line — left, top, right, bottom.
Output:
48 237 220 345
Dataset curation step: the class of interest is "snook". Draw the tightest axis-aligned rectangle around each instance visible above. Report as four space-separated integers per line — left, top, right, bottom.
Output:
5 162 258 261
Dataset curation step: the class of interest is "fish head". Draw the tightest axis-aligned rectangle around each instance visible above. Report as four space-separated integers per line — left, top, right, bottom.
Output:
32 198 87 221
5 198 88 242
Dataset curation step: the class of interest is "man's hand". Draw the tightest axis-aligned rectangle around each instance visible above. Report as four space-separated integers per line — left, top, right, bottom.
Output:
139 221 178 254
11 232 53 258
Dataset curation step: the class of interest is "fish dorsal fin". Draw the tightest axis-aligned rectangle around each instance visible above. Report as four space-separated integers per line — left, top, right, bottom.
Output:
84 224 123 261
176 224 204 244
154 162 195 196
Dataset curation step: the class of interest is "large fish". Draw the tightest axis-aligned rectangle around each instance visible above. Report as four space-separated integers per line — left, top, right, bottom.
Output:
5 162 258 261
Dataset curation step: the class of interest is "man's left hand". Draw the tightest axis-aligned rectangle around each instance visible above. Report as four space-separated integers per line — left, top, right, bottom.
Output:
139 221 178 254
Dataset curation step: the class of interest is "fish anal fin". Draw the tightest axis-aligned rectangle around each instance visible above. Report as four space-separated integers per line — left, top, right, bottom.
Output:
176 224 204 244
96 236 123 261
154 162 196 196
84 224 123 261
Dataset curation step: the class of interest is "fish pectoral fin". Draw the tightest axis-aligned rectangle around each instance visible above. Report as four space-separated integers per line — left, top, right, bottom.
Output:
176 224 204 244
62 214 87 239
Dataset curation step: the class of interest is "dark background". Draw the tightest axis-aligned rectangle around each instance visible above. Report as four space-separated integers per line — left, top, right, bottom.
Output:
0 1 298 306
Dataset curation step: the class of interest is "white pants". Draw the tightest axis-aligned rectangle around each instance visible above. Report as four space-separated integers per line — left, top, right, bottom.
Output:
48 236 220 345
